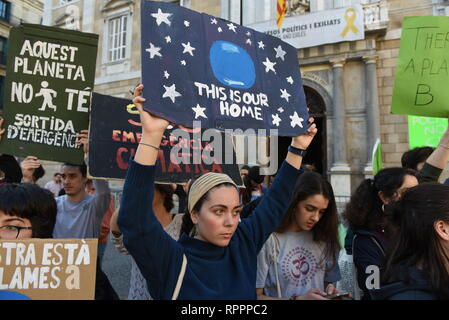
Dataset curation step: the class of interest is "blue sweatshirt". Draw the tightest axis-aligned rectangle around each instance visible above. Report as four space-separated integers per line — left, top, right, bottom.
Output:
118 159 302 300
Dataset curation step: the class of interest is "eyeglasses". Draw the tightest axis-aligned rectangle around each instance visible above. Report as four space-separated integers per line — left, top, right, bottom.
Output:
0 225 33 239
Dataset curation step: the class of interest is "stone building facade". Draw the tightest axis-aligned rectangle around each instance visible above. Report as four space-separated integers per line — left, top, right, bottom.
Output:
237 0 449 203
0 0 43 109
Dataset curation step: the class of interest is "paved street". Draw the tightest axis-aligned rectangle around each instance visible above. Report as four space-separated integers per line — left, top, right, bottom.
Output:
101 237 131 300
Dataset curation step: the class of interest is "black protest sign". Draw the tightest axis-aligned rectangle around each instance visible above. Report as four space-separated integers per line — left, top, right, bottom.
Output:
0 24 98 164
88 93 243 185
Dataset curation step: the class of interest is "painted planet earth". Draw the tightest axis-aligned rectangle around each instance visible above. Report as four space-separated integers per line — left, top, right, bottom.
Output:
209 41 256 89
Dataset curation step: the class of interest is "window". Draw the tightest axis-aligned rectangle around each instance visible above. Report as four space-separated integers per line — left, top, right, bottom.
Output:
0 37 7 65
108 15 128 62
0 0 10 22
286 0 310 15
0 75 4 110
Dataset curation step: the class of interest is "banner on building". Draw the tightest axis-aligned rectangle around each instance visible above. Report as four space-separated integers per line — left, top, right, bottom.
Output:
392 17 449 118
248 4 365 49
0 24 98 164
140 1 309 137
408 115 448 149
88 93 243 185
0 239 97 300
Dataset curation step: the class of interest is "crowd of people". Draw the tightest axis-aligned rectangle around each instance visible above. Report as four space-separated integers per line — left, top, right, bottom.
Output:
1 90 449 300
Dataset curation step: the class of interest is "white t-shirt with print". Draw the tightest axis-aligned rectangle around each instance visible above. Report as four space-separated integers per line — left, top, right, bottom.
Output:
256 231 341 298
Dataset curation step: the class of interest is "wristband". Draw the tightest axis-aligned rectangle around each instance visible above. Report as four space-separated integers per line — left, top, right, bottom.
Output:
288 145 307 157
139 142 160 150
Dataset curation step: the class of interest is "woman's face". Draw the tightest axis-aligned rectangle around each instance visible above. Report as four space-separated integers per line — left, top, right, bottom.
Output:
382 174 419 204
191 185 241 247
290 194 329 232
0 210 33 239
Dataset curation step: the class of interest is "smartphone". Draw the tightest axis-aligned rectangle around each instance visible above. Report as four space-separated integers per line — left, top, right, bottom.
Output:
326 292 352 300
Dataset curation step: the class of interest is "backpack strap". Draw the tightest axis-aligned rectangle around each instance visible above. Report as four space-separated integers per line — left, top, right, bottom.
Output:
351 234 362 300
369 236 385 257
270 233 282 298
171 254 187 300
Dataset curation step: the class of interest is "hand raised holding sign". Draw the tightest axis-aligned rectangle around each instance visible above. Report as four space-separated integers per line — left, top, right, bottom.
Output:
133 84 170 136
20 156 43 183
286 117 318 169
133 84 169 166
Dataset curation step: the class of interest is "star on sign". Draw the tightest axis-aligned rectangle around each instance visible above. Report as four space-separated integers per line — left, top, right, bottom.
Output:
286 76 294 84
280 89 291 102
164 71 170 79
184 20 190 27
217 27 223 33
182 42 196 56
181 60 186 66
258 41 265 49
145 43 162 59
192 104 207 119
227 23 237 33
151 8 172 26
246 38 252 45
278 107 284 113
290 112 304 128
274 45 287 61
165 36 171 43
272 113 282 127
162 84 182 103
262 57 276 74
211 18 218 24
246 31 251 36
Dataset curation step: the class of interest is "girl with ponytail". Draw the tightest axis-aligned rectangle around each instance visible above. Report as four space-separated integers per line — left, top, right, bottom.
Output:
342 167 418 299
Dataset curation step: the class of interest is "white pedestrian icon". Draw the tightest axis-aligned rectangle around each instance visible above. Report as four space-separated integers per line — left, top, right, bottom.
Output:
36 81 57 112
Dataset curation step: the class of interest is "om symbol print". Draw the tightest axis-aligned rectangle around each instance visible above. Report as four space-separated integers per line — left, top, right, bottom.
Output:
291 256 310 279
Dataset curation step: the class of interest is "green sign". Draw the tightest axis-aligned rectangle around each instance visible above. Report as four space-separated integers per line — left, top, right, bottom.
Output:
372 138 382 176
408 115 448 149
0 24 98 164
392 16 449 118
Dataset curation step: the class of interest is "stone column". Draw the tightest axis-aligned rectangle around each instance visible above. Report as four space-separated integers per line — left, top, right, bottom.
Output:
330 59 351 206
42 0 52 26
363 55 381 178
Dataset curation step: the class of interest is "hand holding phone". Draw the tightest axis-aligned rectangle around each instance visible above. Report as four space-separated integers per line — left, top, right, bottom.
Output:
326 291 353 300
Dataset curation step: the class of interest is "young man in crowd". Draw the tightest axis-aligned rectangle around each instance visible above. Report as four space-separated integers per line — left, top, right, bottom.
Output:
44 172 63 197
53 130 112 239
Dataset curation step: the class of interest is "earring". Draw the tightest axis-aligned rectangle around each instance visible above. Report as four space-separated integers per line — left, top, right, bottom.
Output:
189 225 197 237
381 204 385 212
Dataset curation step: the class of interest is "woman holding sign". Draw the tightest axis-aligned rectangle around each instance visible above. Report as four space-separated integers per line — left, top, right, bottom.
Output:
117 85 335 300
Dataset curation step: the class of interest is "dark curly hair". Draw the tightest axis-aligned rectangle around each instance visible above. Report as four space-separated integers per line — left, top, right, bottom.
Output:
401 147 434 170
343 167 417 234
155 184 174 213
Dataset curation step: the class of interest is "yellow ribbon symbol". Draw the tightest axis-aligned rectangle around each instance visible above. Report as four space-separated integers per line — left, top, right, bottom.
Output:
341 8 359 38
